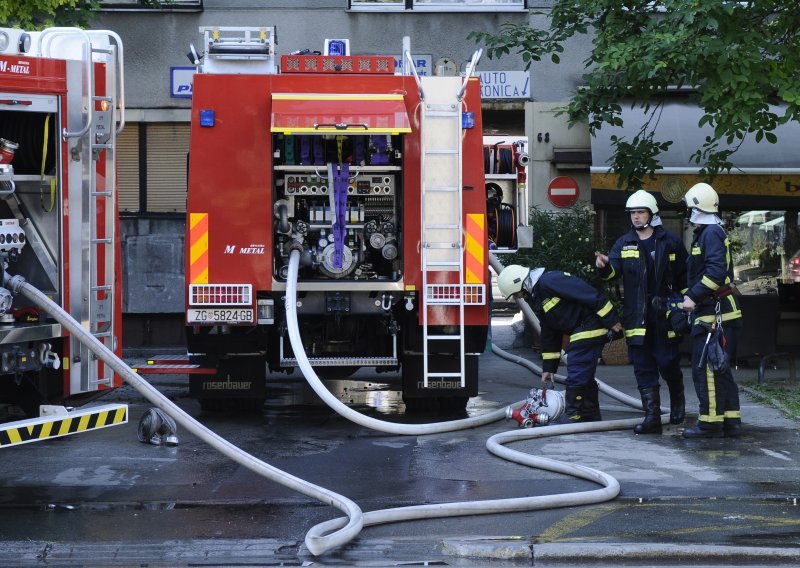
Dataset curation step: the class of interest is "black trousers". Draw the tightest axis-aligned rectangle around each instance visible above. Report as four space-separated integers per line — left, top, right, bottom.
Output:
690 325 741 425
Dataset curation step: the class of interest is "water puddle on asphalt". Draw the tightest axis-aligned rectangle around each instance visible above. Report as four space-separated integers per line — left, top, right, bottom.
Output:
264 375 500 420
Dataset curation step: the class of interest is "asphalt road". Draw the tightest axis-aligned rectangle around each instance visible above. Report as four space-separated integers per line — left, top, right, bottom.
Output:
0 316 798 567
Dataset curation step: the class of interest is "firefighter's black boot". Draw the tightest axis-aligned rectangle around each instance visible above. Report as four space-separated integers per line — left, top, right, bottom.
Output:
633 387 662 434
555 386 585 424
723 418 742 438
581 380 602 422
666 377 686 425
682 421 724 439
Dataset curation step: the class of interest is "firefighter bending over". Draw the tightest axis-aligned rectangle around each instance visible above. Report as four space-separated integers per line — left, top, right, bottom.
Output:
498 265 622 423
596 190 689 435
681 182 743 438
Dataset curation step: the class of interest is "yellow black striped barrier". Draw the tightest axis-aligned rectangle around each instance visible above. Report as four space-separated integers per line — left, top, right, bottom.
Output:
0 404 128 448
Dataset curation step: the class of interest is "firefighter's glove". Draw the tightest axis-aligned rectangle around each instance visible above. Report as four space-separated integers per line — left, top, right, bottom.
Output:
668 310 690 336
653 295 684 313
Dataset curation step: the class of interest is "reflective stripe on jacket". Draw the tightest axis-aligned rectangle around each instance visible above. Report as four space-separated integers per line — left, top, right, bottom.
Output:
527 270 621 373
687 224 742 333
598 226 688 345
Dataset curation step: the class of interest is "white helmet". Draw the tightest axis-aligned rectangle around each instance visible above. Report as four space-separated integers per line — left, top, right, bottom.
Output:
625 190 658 215
684 182 719 213
497 265 544 299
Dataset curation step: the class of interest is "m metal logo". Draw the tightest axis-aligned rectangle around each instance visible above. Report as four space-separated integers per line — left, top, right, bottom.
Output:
224 245 265 255
0 60 31 75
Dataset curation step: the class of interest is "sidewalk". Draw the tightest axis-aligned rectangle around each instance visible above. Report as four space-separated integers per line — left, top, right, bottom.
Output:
467 315 800 566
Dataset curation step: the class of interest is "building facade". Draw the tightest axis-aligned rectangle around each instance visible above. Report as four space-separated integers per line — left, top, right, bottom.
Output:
95 1 799 349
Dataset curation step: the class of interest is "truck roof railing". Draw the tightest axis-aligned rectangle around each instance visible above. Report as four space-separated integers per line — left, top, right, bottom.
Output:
201 26 274 60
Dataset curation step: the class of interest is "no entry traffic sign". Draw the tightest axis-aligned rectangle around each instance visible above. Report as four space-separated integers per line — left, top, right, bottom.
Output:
547 176 579 208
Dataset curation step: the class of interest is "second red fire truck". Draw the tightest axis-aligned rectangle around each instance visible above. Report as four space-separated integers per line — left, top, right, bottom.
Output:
183 27 490 412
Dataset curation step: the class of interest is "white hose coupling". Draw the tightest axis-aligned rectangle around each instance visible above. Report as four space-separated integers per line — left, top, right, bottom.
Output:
6 274 27 294
288 239 305 254
39 343 61 369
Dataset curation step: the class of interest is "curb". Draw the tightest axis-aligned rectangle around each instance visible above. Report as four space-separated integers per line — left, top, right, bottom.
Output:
532 542 800 565
440 538 800 565
4 538 800 566
741 385 798 421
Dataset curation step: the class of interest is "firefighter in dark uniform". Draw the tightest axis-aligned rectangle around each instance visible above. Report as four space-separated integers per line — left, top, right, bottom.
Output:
595 190 689 435
498 265 622 423
681 182 743 438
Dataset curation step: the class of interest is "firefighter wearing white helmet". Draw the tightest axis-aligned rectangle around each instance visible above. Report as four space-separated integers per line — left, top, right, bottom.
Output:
498 264 621 424
497 264 543 299
684 182 718 213
681 182 743 439
596 190 689 435
625 189 659 231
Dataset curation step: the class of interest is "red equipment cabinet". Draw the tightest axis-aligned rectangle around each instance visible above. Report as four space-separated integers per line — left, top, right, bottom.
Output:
0 27 124 422
185 27 489 413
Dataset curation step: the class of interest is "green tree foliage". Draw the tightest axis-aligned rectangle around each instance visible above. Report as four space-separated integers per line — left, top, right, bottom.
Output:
0 0 165 29
1 0 101 28
470 1 800 190
505 205 605 289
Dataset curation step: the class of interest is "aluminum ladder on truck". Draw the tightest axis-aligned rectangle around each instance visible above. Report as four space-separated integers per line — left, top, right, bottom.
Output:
417 74 467 389
86 32 124 391
40 29 125 392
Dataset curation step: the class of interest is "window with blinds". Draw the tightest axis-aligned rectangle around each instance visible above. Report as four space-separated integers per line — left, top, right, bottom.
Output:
146 123 190 213
116 123 140 213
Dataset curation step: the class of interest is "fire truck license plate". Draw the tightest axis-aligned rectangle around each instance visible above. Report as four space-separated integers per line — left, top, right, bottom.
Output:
187 308 254 324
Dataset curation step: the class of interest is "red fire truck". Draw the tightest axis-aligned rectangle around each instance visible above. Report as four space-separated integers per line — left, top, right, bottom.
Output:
0 27 126 445
184 27 489 412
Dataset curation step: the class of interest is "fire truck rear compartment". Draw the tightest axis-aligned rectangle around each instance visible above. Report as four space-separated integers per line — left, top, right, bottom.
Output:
0 111 57 175
0 108 68 411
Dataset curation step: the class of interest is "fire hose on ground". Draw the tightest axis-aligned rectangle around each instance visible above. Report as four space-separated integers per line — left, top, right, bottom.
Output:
3 273 362 555
286 249 664 550
5 247 666 556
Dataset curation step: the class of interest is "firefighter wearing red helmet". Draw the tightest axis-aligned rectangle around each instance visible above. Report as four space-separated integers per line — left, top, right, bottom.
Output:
595 189 689 435
681 182 743 438
498 265 622 424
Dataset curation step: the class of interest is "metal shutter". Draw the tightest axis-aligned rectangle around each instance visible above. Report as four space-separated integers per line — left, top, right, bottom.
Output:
146 123 189 212
117 123 139 212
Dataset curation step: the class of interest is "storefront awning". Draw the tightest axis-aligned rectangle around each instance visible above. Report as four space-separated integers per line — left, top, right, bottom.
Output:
591 101 800 175
271 93 411 134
